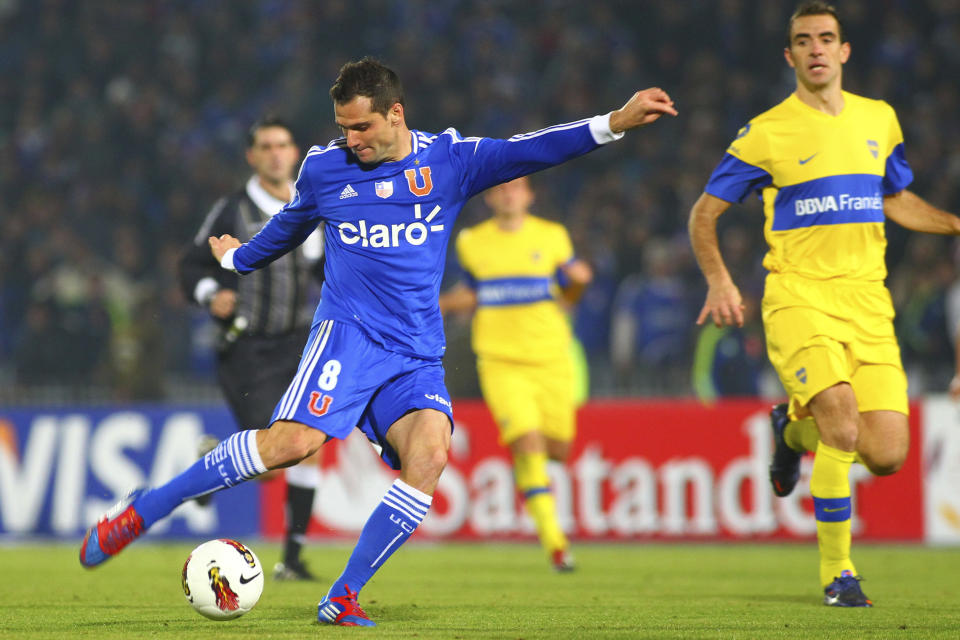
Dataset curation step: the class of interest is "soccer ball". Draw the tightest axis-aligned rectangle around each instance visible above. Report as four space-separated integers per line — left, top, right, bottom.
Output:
181 539 264 620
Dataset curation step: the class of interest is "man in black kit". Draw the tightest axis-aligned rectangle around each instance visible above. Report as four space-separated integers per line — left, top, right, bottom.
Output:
179 116 324 581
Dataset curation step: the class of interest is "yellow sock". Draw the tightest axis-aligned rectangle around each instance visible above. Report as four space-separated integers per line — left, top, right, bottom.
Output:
810 442 857 587
514 452 567 553
784 418 869 466
784 417 819 453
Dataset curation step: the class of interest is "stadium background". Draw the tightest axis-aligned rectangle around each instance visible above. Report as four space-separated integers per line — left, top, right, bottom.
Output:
1 1 959 546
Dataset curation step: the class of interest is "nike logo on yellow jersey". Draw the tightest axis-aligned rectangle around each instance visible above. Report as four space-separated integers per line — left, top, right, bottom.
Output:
798 153 818 165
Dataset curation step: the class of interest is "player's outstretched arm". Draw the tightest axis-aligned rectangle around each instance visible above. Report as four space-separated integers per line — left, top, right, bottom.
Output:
689 192 744 328
453 87 678 198
209 234 242 263
884 190 960 235
609 88 678 133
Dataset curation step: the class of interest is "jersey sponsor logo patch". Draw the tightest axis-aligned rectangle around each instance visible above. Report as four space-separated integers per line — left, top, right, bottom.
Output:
867 139 879 159
404 167 434 197
798 152 818 165
375 180 394 199
772 174 885 231
794 192 882 216
424 393 452 409
475 277 553 306
338 204 444 248
795 367 807 383
339 184 359 200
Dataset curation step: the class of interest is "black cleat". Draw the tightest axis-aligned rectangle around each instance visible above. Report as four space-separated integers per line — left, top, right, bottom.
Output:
824 570 873 607
769 403 803 497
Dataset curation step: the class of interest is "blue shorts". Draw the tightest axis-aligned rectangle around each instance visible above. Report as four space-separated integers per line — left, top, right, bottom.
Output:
269 319 454 469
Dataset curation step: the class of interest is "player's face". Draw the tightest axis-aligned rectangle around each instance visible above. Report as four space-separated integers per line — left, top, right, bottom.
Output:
484 177 534 216
335 96 405 164
784 14 850 90
246 126 298 184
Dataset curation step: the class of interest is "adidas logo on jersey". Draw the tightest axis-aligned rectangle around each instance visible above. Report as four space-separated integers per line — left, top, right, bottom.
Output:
338 204 444 248
339 184 359 200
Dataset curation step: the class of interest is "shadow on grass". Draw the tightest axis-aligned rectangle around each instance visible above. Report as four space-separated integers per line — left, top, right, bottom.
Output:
742 591 820 605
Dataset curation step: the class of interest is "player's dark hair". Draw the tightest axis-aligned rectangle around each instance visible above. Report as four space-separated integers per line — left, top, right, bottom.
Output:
787 1 845 46
246 115 296 148
329 57 405 115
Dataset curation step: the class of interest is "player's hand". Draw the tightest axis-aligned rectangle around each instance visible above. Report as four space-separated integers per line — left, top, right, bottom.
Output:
949 374 960 401
209 234 241 262
560 259 593 286
609 87 678 132
209 289 237 320
696 281 745 328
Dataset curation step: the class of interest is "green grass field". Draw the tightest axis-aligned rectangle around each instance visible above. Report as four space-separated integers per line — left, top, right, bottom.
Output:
2 542 958 639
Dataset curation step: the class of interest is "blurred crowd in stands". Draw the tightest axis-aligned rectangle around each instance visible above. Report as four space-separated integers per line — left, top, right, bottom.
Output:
3 0 960 403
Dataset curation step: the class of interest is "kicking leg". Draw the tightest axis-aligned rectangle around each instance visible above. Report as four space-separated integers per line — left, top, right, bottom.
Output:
80 420 326 568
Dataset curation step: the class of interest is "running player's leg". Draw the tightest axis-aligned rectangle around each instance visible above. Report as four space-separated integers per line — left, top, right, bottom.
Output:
857 411 908 475
806 385 873 607
764 296 871 605
535 358 577 570
847 288 910 477
545 437 572 462
510 432 573 571
784 411 820 455
849 364 910 477
806 383 859 583
479 357 570 567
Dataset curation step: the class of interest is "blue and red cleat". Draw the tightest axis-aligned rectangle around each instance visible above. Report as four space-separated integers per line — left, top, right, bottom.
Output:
317 585 376 627
823 570 873 607
79 489 147 568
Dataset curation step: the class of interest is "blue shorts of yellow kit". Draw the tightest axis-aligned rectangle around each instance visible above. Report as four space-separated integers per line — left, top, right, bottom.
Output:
477 355 576 446
762 273 908 417
269 319 454 470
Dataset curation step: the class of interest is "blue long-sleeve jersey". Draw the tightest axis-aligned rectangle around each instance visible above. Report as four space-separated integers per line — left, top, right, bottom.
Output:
229 115 622 360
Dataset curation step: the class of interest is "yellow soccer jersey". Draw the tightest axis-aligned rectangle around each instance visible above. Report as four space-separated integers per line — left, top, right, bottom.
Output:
455 215 574 363
705 91 913 282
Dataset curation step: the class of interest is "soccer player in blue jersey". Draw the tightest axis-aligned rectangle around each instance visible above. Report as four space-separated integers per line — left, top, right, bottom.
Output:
80 57 676 626
689 1 960 608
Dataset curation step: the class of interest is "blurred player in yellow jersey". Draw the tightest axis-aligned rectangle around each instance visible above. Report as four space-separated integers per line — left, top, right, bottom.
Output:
690 1 960 607
441 176 591 571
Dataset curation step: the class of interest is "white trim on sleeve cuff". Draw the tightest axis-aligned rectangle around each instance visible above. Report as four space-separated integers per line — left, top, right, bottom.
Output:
589 112 626 144
220 247 238 272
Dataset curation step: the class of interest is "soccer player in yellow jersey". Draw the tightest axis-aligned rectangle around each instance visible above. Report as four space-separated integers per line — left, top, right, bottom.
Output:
689 1 960 607
441 176 592 571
